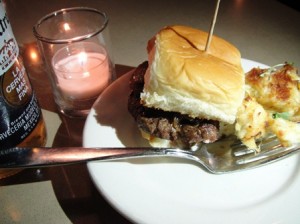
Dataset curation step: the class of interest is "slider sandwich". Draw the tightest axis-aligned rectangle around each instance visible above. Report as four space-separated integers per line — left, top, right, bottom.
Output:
128 25 245 148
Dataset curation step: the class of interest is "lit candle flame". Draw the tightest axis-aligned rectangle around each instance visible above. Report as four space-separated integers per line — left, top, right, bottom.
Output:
78 52 89 77
63 23 71 31
30 49 38 62
78 52 88 65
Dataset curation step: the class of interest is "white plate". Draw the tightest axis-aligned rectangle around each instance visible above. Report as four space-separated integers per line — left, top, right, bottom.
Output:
83 59 300 224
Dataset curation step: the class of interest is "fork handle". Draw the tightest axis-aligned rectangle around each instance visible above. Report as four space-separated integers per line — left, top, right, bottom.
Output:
0 147 168 169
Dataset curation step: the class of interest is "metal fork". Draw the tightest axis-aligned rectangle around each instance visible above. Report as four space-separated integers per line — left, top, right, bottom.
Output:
0 135 299 174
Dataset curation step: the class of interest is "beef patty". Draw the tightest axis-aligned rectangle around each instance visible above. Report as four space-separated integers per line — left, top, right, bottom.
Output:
128 61 220 148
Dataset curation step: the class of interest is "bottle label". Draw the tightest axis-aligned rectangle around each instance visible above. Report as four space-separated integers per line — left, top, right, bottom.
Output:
0 3 42 149
0 58 42 148
0 5 19 74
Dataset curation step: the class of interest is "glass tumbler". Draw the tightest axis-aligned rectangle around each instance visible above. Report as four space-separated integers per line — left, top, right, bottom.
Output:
33 7 115 117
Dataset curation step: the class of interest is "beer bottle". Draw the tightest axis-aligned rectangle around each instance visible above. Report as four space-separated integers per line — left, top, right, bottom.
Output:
0 1 47 178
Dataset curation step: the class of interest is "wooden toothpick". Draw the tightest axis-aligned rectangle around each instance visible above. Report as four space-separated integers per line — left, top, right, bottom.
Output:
205 0 221 52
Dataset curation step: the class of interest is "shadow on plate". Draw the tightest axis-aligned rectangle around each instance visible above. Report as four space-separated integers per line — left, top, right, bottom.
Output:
93 71 149 147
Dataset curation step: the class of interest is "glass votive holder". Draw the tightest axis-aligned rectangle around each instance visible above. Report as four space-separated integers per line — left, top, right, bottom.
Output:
33 7 115 117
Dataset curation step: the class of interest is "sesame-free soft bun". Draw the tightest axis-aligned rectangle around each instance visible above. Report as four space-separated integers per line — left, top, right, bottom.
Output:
141 25 245 124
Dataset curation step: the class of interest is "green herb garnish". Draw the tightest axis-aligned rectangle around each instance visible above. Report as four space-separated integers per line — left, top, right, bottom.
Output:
272 112 290 120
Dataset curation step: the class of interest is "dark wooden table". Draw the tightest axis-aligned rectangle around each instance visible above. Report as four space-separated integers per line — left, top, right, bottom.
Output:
0 42 134 224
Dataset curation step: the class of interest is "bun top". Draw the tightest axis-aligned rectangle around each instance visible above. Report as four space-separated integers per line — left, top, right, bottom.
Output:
141 25 245 124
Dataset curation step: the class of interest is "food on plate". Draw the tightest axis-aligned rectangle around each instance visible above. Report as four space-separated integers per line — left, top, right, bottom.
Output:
128 25 300 150
237 63 300 150
128 25 245 148
246 63 300 119
235 94 268 150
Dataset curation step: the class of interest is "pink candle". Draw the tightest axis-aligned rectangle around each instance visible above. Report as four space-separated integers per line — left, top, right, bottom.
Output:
53 50 110 100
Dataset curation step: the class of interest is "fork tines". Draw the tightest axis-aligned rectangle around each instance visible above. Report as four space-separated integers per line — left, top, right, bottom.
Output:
231 135 287 165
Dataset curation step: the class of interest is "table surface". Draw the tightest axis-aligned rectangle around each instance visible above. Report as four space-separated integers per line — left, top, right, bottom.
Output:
1 0 299 223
